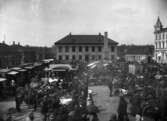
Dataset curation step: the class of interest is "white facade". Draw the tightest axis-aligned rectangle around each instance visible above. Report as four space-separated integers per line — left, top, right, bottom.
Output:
154 17 167 63
125 54 147 63
53 32 118 62
54 44 117 62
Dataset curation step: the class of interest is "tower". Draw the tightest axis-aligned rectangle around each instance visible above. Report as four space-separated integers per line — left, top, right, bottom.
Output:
154 16 163 33
103 32 109 60
154 16 167 63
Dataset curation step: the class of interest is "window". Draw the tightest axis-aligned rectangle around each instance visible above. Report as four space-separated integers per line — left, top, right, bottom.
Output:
59 55 62 60
58 46 62 52
159 34 161 40
159 42 161 48
65 46 69 52
92 55 95 60
163 41 165 48
156 34 157 40
65 55 69 60
92 46 95 52
72 55 75 60
155 42 157 49
111 46 115 52
98 55 101 60
85 46 89 52
79 55 82 60
85 55 89 61
111 55 115 60
72 46 75 52
79 46 82 52
98 46 102 52
163 33 165 39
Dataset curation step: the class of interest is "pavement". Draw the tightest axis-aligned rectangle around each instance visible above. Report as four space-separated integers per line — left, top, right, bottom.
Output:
89 85 120 121
0 85 154 121
89 85 156 121
0 100 15 119
0 100 43 121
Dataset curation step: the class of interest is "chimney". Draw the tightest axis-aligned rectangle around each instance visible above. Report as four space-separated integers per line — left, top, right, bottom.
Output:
104 32 109 60
104 32 108 38
2 41 5 44
99 32 101 36
13 41 15 45
104 32 108 49
18 42 20 46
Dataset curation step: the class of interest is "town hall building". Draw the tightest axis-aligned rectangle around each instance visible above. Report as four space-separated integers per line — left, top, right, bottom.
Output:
154 17 167 63
53 32 118 62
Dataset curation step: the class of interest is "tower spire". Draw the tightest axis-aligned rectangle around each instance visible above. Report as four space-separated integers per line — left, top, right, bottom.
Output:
154 16 163 32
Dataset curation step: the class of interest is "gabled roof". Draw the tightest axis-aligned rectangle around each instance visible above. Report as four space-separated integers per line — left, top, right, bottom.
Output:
55 34 118 45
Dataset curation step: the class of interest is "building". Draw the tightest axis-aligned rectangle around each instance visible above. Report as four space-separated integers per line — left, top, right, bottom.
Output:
118 45 154 63
0 41 53 68
53 32 118 62
154 17 167 63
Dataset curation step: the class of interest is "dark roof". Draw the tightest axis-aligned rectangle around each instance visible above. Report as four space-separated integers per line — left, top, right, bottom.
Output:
55 34 118 45
118 45 154 57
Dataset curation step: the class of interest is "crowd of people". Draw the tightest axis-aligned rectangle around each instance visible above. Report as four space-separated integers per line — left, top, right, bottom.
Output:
106 61 167 121
1 61 101 121
2 59 167 121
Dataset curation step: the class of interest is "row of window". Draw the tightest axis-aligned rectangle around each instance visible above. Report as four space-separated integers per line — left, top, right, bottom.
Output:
155 41 167 49
58 55 102 60
126 55 144 61
155 33 167 40
58 46 115 53
58 55 115 61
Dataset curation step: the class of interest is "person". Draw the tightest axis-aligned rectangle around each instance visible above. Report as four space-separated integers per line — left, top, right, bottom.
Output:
91 113 99 121
135 114 141 121
15 87 25 112
0 117 4 121
6 114 13 121
11 80 16 96
15 96 21 112
117 96 128 121
25 112 34 121
32 89 38 111
109 114 117 121
41 96 49 121
108 80 113 96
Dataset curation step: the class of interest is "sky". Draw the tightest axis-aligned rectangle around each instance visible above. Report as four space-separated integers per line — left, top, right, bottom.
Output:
0 0 167 47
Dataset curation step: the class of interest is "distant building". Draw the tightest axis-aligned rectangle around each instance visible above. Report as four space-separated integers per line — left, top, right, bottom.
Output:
0 41 53 68
154 17 167 63
53 32 118 62
118 45 154 63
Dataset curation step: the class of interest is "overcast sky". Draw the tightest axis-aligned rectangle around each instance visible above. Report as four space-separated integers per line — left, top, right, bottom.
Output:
0 0 167 47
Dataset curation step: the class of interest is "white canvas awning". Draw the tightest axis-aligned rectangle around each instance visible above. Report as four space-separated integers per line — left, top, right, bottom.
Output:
7 71 19 75
18 69 27 72
11 67 22 71
0 78 6 82
60 97 72 105
0 69 10 73
24 66 34 70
